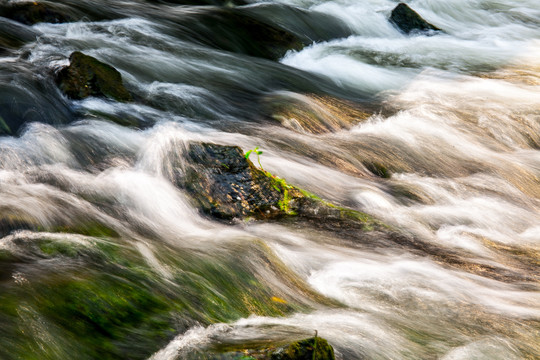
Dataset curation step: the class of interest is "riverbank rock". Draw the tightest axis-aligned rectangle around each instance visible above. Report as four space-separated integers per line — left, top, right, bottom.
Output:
389 3 441 34
271 336 335 360
0 2 72 25
56 51 132 102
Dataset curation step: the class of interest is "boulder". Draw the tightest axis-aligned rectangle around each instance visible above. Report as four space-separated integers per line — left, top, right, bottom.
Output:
389 3 441 34
271 336 335 360
0 2 72 25
56 51 132 102
176 142 385 231
180 143 294 220
172 8 304 61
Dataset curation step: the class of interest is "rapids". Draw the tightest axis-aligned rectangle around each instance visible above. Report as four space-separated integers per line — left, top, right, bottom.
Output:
0 0 539 359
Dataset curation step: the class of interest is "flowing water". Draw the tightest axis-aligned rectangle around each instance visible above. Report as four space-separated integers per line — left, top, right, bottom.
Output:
0 0 539 359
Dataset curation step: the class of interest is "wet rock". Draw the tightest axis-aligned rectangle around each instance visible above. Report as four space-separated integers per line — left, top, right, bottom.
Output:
389 3 441 35
180 143 287 220
0 17 40 52
271 336 335 360
177 142 385 231
364 161 391 178
148 0 248 5
0 214 39 238
56 51 132 102
0 2 72 25
173 8 304 61
262 92 374 134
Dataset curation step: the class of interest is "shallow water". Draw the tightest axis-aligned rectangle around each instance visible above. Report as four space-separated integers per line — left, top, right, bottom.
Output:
0 0 539 359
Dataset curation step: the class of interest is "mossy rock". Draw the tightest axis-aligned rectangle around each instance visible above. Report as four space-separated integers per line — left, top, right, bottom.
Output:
271 337 335 360
56 51 132 102
0 2 72 25
177 142 384 232
181 143 285 220
389 3 441 35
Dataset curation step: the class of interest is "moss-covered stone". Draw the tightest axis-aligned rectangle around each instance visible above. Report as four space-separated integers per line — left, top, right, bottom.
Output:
56 51 132 102
271 337 335 360
0 2 72 25
389 3 441 35
177 142 384 232
182 143 284 220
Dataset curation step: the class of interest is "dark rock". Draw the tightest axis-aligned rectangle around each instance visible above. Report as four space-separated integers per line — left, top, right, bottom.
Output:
176 142 385 230
0 17 40 51
389 3 441 34
56 51 132 102
0 214 39 238
271 336 335 360
181 143 287 220
0 2 72 25
147 0 248 5
173 8 304 61
364 161 391 178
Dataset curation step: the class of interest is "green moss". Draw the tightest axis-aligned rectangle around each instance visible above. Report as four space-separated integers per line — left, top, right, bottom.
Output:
273 337 335 360
0 115 11 134
265 171 297 215
38 240 81 257
52 221 119 238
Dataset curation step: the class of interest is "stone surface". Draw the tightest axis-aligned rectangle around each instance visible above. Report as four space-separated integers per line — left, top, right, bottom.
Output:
271 337 335 360
56 51 132 102
176 8 304 61
389 3 441 34
181 143 286 220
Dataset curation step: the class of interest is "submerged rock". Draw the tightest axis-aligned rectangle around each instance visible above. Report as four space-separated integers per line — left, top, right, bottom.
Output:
56 51 132 102
262 92 374 134
389 3 441 35
0 2 72 25
0 17 40 52
271 336 335 360
174 8 304 61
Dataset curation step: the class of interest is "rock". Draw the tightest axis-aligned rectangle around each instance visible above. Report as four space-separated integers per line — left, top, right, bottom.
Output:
389 3 441 34
147 0 249 5
0 2 72 25
0 214 40 238
173 8 304 61
364 161 391 178
56 51 132 102
176 142 385 230
271 337 335 360
180 143 288 220
262 92 374 134
0 17 41 52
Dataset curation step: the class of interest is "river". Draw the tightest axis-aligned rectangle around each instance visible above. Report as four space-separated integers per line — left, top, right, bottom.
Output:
0 0 539 359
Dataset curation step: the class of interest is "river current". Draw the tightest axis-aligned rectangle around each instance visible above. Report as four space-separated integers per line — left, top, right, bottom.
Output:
0 0 539 359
